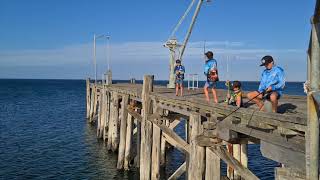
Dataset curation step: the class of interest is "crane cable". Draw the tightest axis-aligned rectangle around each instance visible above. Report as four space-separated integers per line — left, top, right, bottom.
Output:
168 0 196 41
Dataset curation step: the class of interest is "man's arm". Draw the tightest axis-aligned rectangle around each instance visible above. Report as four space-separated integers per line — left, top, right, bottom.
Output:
258 72 266 92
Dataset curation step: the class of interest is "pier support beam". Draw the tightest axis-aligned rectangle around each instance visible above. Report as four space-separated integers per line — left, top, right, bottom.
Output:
205 147 220 180
86 78 91 119
103 91 110 141
107 92 119 151
89 85 96 123
151 119 161 179
117 95 129 169
124 108 133 170
188 113 205 180
140 75 154 180
306 11 320 180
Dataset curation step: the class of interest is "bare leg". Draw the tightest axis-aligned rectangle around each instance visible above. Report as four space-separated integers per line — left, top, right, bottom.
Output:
247 91 264 110
212 88 218 103
204 86 210 102
175 84 179 96
269 92 279 113
180 84 184 96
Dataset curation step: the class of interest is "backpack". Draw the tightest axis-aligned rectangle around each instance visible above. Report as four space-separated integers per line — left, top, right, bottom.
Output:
208 67 219 82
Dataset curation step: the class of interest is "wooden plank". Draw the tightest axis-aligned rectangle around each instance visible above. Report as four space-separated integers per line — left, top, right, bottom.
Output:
117 95 129 169
169 119 181 129
275 167 305 180
205 147 220 180
126 107 142 122
188 113 205 180
195 135 222 147
260 141 305 170
217 119 305 153
140 75 154 180
149 114 190 154
168 162 186 180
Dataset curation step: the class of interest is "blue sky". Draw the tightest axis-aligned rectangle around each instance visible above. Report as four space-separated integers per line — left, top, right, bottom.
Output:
0 0 315 81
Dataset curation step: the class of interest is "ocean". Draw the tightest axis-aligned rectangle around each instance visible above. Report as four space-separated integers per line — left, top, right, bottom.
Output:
0 79 305 179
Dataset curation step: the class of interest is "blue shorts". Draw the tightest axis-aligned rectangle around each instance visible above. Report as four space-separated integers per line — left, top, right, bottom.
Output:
175 79 184 85
205 81 217 89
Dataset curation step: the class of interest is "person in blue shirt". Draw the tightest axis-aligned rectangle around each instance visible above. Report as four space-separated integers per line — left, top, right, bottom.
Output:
247 55 285 112
174 59 185 96
204 51 219 103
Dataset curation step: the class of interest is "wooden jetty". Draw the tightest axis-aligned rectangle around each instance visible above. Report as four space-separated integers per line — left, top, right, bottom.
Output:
86 75 309 180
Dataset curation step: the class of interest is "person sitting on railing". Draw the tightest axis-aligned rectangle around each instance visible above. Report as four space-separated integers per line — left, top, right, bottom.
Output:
174 59 185 96
204 51 219 103
247 55 285 113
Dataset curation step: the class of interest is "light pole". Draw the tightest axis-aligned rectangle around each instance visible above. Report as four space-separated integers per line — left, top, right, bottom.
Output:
93 34 110 84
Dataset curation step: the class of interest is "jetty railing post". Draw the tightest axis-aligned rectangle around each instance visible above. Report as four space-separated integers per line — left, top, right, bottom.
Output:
306 6 320 179
140 75 154 180
117 95 129 169
89 85 96 123
188 113 205 180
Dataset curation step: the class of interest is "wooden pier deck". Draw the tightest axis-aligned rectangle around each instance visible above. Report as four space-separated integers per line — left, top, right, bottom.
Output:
86 76 307 180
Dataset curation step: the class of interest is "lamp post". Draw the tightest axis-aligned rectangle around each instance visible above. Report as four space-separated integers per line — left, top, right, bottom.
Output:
93 34 110 84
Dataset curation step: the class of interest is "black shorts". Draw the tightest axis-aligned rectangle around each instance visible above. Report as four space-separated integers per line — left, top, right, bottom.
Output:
256 91 280 100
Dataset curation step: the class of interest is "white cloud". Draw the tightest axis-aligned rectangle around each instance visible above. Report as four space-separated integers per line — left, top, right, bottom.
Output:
0 41 306 81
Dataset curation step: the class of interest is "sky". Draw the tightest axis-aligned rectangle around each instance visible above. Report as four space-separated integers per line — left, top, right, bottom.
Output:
0 0 315 81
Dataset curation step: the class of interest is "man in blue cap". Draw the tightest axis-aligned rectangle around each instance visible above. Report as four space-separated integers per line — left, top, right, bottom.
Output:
204 51 219 103
247 55 285 112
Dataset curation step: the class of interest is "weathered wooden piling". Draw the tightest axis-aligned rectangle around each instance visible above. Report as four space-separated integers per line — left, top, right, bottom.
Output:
124 107 133 170
117 95 129 169
188 113 205 180
140 75 154 180
107 92 119 151
86 78 91 119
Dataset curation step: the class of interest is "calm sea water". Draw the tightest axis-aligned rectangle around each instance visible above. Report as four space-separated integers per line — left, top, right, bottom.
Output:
0 79 305 180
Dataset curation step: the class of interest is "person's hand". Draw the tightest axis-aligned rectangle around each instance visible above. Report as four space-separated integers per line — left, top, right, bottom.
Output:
266 86 272 92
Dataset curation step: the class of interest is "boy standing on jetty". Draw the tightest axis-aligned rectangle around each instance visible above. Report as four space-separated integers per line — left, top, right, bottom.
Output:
204 51 219 103
247 55 285 112
174 59 185 96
